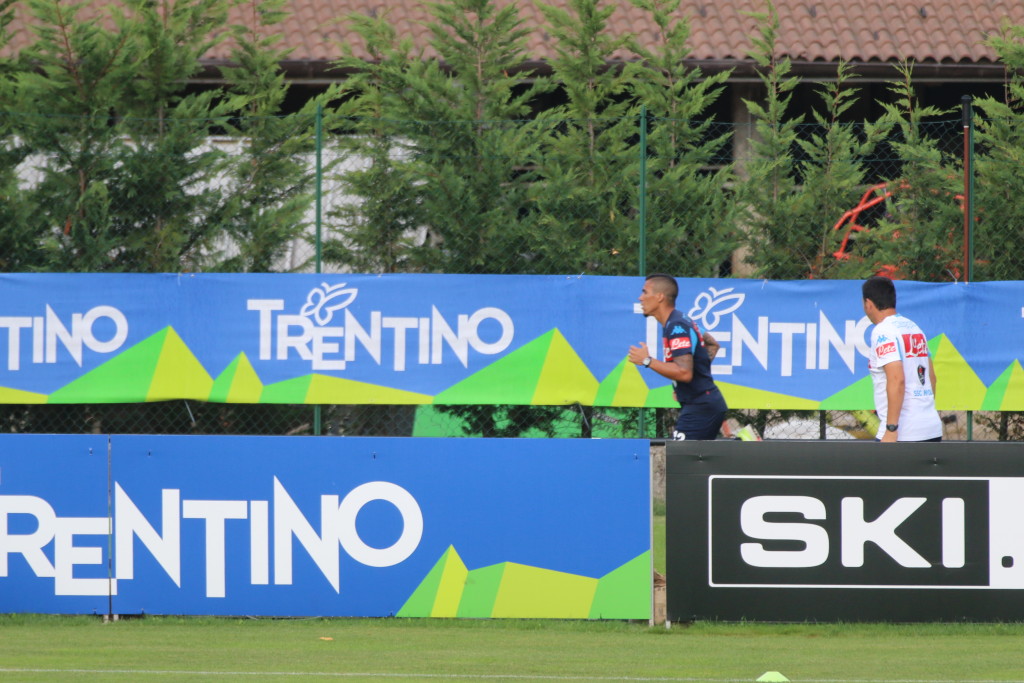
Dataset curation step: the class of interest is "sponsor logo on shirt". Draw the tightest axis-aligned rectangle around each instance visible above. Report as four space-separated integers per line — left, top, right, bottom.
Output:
904 333 929 358
671 337 692 350
876 341 897 356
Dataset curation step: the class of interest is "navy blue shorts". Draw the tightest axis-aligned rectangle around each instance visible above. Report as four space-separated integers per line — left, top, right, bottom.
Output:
673 387 727 441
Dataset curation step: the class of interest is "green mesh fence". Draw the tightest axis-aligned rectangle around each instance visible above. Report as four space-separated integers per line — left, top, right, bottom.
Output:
1 110 1022 440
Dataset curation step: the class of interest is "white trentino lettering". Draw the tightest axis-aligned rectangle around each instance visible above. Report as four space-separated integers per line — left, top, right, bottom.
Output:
383 317 417 371
182 499 248 598
804 323 817 370
0 317 31 371
250 501 270 585
418 317 430 365
769 322 805 377
45 306 80 365
41 305 129 368
1 478 424 598
54 517 111 596
81 306 129 354
818 313 871 373
841 497 930 568
0 307 128 370
0 495 57 577
466 308 514 356
276 315 314 361
273 477 341 592
344 310 381 365
311 327 345 371
114 485 181 586
431 307 468 366
337 482 423 568
710 311 872 377
248 299 284 360
249 298 513 371
740 496 829 568
32 316 43 364
730 315 769 370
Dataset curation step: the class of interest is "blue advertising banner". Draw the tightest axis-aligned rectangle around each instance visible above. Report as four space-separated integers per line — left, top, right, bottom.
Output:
0 435 651 618
0 273 1020 409
0 434 110 615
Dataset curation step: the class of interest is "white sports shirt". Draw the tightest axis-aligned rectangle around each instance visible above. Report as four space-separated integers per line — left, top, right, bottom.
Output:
868 313 942 441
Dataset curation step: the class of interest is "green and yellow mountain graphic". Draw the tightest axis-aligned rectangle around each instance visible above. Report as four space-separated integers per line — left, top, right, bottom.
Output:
435 329 598 405
0 325 1016 412
397 546 650 619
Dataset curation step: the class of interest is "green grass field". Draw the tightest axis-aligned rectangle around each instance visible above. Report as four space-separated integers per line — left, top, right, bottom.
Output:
5 513 1024 682
4 615 1024 682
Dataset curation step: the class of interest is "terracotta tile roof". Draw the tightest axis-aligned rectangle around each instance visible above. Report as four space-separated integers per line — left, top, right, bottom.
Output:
5 1 1023 72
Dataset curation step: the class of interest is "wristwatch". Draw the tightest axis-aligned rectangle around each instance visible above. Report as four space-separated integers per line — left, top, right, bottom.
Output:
885 423 898 432
642 357 653 368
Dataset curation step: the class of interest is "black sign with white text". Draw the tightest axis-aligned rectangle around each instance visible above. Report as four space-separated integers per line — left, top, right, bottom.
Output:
666 440 1024 622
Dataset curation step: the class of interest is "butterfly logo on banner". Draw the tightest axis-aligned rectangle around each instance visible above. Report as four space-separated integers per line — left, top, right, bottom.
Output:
688 287 745 330
301 282 358 325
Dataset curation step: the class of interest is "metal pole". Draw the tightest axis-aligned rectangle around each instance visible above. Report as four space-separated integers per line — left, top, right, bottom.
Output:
314 103 324 436
961 95 974 441
638 106 648 440
639 105 648 277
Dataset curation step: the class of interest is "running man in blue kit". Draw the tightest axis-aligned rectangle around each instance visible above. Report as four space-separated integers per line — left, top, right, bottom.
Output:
628 273 727 440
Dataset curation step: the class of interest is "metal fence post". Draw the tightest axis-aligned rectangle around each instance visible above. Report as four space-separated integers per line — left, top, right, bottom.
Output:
638 106 648 440
962 95 974 442
314 103 324 436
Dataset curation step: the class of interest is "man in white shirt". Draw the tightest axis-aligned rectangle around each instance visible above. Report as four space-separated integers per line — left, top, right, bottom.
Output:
862 276 943 442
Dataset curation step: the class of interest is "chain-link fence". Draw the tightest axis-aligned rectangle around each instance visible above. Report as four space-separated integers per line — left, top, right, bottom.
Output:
2 107 1022 440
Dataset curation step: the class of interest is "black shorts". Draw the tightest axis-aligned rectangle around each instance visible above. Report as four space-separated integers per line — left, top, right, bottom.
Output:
673 387 727 441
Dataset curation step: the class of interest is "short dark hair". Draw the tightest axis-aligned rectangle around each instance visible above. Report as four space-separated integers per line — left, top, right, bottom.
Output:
646 273 678 305
862 275 896 310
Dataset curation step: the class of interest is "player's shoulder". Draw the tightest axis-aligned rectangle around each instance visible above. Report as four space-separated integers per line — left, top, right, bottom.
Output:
889 313 921 331
665 310 694 336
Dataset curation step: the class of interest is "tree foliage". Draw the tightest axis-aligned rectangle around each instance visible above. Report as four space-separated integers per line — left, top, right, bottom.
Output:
2 0 336 273
624 0 735 277
860 63 963 282
971 24 1024 282
1 0 1020 286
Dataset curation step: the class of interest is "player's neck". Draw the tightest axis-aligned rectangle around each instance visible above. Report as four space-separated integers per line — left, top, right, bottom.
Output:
655 306 674 326
874 308 897 324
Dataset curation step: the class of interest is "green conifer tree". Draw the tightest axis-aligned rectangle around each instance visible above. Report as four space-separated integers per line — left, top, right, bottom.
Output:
213 0 342 273
12 0 139 271
323 11 426 274
109 0 237 272
531 0 637 275
0 0 38 271
862 63 961 281
623 0 736 278
407 0 554 274
11 0 237 272
735 2 805 279
972 24 1024 283
795 61 891 279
